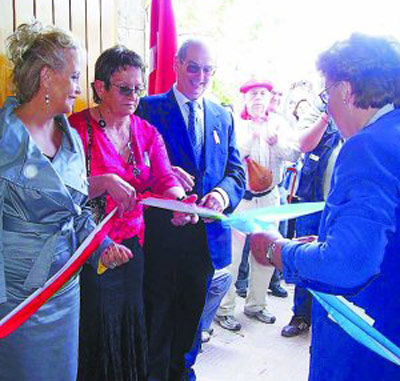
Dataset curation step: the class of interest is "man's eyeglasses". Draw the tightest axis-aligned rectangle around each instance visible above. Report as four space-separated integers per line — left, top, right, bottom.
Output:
319 82 337 105
111 83 146 97
180 59 216 76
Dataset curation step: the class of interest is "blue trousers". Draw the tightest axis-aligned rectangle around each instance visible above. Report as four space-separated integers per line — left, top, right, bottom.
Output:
291 211 322 322
185 270 232 379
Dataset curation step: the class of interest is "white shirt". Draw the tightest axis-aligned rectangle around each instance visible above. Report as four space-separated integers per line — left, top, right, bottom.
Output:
236 113 300 191
172 84 230 209
173 85 205 132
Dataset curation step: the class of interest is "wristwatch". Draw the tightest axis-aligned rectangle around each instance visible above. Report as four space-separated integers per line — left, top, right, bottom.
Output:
265 242 276 264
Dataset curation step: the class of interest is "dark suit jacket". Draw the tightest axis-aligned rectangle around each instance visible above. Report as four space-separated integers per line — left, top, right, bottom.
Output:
136 89 245 268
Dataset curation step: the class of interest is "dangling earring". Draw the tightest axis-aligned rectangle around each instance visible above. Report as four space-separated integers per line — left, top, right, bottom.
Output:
45 94 50 105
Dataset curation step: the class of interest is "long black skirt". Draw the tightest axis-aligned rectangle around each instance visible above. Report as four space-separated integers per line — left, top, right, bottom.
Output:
78 236 148 381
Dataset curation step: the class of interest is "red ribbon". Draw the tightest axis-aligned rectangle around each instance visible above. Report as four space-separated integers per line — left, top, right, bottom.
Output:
0 192 191 339
0 209 115 339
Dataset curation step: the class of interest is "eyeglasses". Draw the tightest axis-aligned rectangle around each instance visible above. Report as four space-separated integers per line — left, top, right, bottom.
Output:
180 59 216 76
319 82 338 104
111 83 146 97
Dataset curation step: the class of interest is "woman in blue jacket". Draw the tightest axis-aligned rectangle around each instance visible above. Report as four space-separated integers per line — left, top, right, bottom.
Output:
0 22 131 380
251 33 400 380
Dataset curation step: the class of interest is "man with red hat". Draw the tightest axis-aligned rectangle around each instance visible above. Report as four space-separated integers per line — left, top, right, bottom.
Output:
215 79 300 330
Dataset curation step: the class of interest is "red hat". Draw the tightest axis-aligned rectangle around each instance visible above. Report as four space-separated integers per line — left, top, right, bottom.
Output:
239 79 274 94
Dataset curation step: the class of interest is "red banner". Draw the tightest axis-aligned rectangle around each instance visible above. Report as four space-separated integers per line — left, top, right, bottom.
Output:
148 0 177 95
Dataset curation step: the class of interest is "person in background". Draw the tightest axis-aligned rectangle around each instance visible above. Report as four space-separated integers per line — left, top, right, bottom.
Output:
69 46 185 381
215 79 299 331
0 22 129 381
136 39 245 381
281 110 342 337
251 33 400 380
235 88 289 300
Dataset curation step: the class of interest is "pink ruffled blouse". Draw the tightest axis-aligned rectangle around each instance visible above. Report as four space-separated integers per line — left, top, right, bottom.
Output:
69 110 180 246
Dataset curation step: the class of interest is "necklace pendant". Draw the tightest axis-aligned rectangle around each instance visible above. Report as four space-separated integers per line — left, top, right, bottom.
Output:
133 166 141 178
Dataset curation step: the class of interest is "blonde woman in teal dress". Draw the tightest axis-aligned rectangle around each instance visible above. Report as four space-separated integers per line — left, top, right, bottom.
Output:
0 21 131 381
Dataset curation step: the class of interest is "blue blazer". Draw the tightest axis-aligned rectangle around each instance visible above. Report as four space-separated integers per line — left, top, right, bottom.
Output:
282 108 400 380
137 89 245 268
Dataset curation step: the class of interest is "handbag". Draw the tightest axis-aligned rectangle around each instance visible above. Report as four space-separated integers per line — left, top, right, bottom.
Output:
245 155 273 192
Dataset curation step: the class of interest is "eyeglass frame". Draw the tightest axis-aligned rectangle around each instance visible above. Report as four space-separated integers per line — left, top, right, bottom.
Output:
179 59 216 76
110 83 147 97
319 81 339 105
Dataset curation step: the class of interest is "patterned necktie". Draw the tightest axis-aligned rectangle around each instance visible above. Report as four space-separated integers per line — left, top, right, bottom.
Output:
187 100 203 168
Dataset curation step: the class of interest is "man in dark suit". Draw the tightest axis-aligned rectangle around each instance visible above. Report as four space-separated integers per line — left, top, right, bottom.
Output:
136 39 245 380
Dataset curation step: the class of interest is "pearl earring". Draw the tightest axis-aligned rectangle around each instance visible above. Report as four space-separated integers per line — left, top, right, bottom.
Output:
45 94 50 105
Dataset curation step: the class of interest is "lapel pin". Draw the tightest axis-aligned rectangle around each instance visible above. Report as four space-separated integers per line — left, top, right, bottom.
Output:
213 129 220 145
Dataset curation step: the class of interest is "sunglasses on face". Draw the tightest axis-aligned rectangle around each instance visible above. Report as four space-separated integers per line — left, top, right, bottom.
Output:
111 83 146 97
181 59 216 76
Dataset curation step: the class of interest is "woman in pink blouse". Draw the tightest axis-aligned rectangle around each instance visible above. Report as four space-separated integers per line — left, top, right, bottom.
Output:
69 46 185 381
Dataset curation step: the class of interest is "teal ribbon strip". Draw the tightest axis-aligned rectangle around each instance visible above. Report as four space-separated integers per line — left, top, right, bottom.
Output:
310 290 400 366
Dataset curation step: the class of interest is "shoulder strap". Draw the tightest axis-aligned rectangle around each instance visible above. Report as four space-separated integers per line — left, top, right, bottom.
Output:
83 109 93 177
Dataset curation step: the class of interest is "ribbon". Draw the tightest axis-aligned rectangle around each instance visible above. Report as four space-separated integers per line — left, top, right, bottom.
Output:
0 208 116 339
0 197 325 338
310 290 400 366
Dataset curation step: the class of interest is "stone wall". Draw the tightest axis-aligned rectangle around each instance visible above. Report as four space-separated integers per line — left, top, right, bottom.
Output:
116 0 148 63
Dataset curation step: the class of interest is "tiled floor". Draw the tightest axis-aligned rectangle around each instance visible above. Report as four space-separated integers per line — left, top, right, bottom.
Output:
194 283 310 381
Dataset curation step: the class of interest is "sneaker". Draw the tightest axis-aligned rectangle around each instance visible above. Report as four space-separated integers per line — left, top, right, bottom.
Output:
201 329 213 343
269 284 288 298
281 316 310 337
214 315 242 331
244 309 276 324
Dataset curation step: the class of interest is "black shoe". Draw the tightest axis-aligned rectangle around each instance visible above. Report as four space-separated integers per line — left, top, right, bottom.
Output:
281 316 310 337
269 284 288 298
236 289 247 298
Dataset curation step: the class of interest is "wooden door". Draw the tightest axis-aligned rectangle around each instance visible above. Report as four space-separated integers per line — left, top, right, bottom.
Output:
0 0 117 110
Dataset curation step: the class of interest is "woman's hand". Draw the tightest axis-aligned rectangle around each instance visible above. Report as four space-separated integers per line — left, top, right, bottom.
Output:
171 194 199 226
171 166 195 192
100 242 133 269
105 174 137 217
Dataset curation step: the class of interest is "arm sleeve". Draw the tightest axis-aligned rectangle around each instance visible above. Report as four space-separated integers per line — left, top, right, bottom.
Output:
0 180 6 303
73 204 113 268
213 112 246 212
281 132 399 294
71 129 112 268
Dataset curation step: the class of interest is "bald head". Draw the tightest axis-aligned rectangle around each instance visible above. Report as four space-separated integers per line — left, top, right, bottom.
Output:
174 39 216 100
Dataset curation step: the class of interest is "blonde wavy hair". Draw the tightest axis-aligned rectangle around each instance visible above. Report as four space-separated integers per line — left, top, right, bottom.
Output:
6 20 80 104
